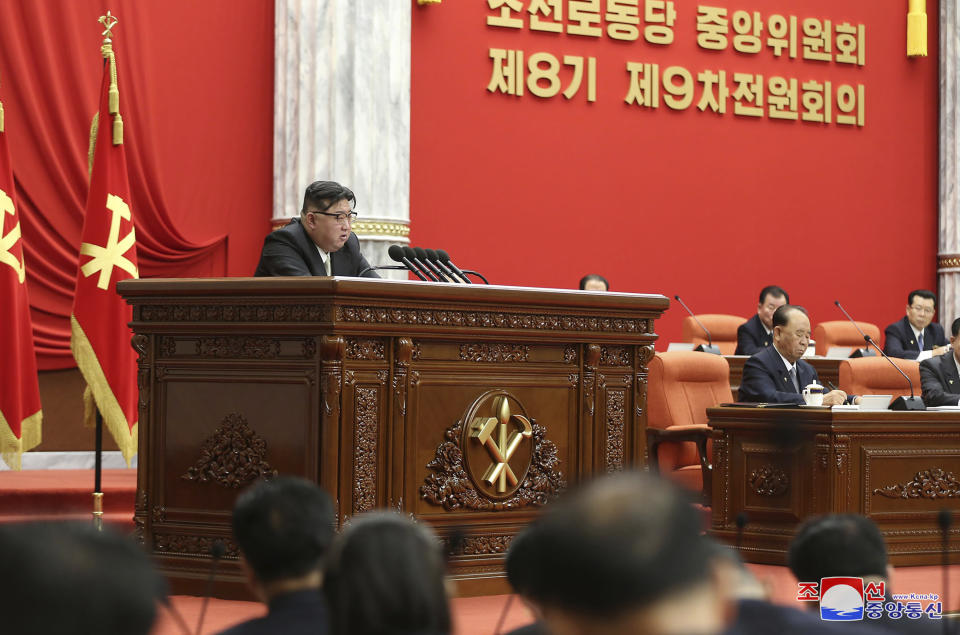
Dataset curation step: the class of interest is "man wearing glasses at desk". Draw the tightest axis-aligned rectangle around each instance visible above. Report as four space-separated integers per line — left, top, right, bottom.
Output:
883 289 948 360
255 180 379 278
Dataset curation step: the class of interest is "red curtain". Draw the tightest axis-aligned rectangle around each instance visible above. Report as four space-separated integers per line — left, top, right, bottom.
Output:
0 1 275 369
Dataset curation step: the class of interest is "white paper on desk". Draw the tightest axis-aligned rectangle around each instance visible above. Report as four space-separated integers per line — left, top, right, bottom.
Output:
917 350 934 362
825 346 854 359
831 404 860 410
667 342 695 351
927 405 960 411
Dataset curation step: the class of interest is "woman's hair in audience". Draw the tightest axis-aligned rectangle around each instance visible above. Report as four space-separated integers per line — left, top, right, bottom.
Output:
324 511 451 635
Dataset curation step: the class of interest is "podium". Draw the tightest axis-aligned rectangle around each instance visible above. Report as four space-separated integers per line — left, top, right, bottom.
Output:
118 277 668 596
708 406 960 566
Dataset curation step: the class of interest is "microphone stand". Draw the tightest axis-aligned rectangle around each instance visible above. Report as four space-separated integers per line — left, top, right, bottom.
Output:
833 300 876 357
863 335 926 410
461 270 489 284
357 265 408 277
673 295 721 355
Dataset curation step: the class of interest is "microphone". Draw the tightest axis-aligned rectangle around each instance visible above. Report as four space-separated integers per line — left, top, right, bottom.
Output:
387 245 427 281
413 247 453 282
424 249 461 283
402 246 439 281
833 300 877 358
673 295 721 355
436 250 472 284
863 335 926 410
357 264 408 277
938 509 951 635
195 540 227 635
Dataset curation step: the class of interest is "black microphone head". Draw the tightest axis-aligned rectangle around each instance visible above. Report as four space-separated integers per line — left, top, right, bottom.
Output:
673 295 681 301
735 512 748 530
402 246 417 260
413 247 429 261
210 540 226 560
864 334 873 343
834 300 841 306
424 248 439 262
939 509 952 531
388 244 406 262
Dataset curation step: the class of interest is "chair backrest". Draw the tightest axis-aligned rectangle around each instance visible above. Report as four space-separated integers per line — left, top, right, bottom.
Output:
814 320 881 357
681 314 746 356
838 356 921 399
647 351 733 471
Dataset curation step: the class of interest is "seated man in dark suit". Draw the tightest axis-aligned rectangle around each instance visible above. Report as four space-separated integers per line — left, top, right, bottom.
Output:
254 180 379 278
735 285 789 355
883 289 949 359
920 317 960 406
740 305 854 406
217 476 335 635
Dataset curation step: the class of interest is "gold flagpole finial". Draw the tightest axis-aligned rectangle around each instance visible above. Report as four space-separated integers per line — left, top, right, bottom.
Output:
99 11 118 44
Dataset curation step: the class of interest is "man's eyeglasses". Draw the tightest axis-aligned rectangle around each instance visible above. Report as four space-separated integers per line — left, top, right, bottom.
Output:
309 210 358 225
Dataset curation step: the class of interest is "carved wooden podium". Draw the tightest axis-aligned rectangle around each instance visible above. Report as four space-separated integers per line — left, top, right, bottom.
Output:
118 278 667 597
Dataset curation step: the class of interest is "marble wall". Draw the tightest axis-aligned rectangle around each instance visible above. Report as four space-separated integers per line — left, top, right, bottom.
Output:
941 0 960 328
274 0 411 278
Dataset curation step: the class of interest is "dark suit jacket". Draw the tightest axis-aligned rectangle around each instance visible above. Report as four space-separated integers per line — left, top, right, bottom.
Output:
883 317 947 360
920 352 960 406
735 314 773 356
726 599 902 635
253 218 379 278
216 590 329 635
739 345 821 404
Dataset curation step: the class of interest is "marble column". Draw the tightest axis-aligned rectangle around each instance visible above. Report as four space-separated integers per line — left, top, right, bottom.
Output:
940 1 960 325
274 0 411 279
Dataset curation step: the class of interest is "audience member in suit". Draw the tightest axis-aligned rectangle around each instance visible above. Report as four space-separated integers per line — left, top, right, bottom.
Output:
579 274 609 291
324 511 451 635
920 316 960 406
0 522 163 635
883 290 949 359
502 528 549 635
735 285 789 355
254 180 379 278
739 305 856 406
515 471 737 635
788 514 941 634
217 476 335 635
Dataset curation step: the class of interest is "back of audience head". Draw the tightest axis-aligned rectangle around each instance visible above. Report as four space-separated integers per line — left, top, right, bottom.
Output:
511 471 732 635
232 475 335 597
579 274 609 291
788 513 888 588
0 521 163 635
324 511 451 635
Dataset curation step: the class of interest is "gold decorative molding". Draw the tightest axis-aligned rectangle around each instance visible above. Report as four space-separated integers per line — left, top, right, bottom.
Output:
938 255 960 269
417 0 442 4
351 220 410 238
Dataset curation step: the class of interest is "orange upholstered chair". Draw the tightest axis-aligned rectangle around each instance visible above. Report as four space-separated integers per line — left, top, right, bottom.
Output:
813 320 881 357
646 351 733 504
838 356 921 400
681 314 746 355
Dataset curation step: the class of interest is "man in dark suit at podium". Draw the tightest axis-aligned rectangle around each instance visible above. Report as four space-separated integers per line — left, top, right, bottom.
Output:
735 286 789 355
883 290 948 359
740 306 852 406
254 180 379 278
920 317 960 406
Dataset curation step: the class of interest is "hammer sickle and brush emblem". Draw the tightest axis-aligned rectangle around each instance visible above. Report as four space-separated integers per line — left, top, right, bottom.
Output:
470 396 533 493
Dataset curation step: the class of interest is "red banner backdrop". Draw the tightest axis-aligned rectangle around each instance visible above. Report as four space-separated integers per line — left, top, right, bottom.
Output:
410 1 940 346
0 1 274 370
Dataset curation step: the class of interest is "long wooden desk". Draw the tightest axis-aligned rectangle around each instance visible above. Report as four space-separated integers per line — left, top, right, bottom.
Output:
708 406 960 566
725 355 842 400
119 278 668 597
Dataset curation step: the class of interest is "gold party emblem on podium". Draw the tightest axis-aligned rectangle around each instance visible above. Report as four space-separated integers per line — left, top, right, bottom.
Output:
463 391 534 498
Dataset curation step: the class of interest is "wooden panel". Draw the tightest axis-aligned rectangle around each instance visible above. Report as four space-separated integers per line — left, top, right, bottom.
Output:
119 278 669 598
